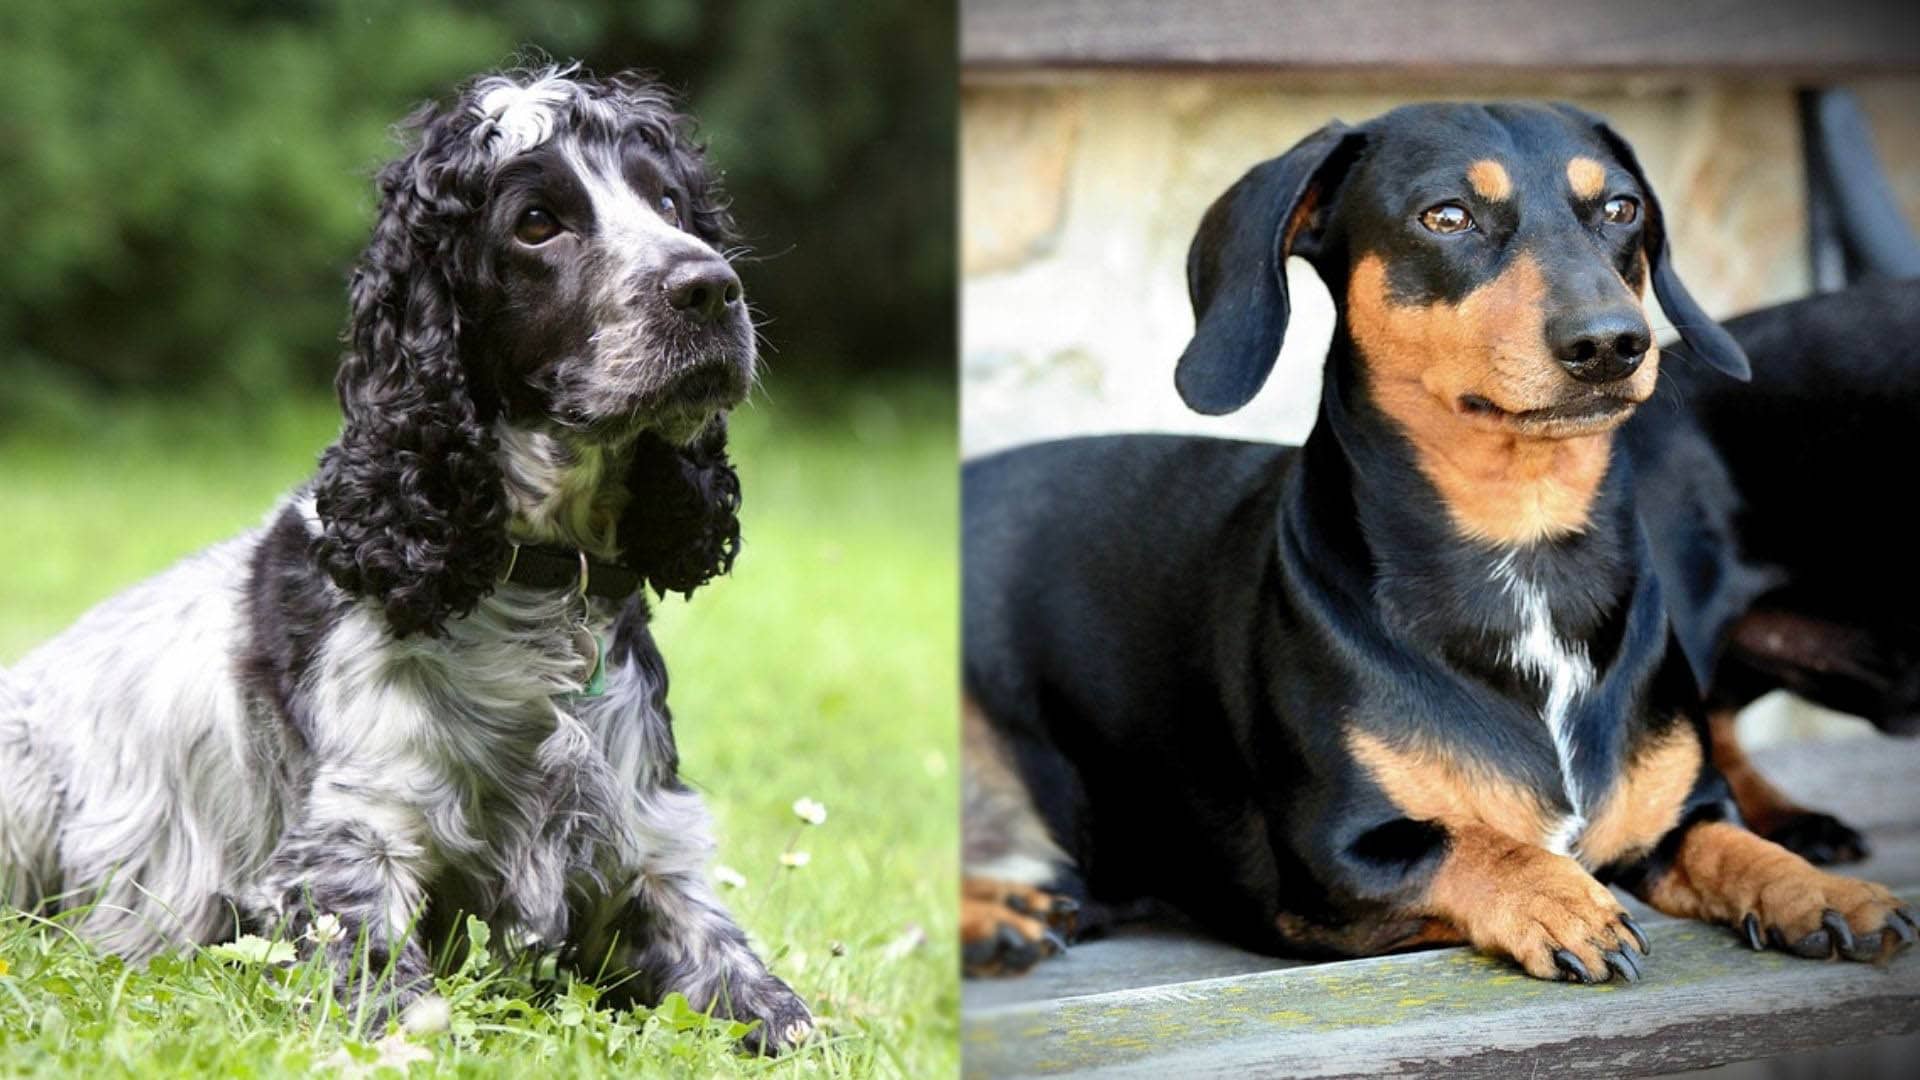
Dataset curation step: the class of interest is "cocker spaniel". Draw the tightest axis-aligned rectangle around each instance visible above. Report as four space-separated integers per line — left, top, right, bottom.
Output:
0 66 812 1052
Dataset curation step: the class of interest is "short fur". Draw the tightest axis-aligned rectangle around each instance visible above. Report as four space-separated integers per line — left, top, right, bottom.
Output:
961 103 1915 981
0 67 810 1052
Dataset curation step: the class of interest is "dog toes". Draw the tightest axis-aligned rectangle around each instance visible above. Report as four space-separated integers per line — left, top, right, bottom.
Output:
1770 922 1833 959
961 878 1077 977
1768 812 1871 866
1738 877 1916 964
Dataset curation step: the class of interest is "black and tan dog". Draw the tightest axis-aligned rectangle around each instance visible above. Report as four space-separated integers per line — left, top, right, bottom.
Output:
961 103 1917 982
1628 277 1920 865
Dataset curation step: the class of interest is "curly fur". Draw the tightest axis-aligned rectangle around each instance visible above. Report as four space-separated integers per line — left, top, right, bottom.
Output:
313 66 747 637
621 420 742 597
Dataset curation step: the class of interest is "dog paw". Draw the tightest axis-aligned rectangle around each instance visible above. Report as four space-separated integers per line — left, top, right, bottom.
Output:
1734 874 1916 962
961 877 1077 977
1765 810 1871 866
1468 861 1648 984
734 980 814 1056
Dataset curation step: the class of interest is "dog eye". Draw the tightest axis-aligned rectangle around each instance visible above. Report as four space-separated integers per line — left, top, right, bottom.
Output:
657 194 681 227
1602 196 1640 225
514 207 562 245
1419 203 1474 235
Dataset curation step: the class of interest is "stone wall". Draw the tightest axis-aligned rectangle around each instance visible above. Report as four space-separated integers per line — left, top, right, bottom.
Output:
960 74 1920 744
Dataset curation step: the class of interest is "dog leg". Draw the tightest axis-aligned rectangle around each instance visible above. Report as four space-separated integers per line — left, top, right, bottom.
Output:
1420 824 1648 983
1708 709 1868 865
0 671 62 911
961 695 1080 976
577 783 811 1056
1641 819 1916 960
249 808 435 1032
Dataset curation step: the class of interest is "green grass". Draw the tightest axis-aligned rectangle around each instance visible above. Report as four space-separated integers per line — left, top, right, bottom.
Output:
0 381 959 1077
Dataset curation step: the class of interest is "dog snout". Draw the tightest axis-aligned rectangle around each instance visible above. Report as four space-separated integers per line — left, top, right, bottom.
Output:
1547 307 1651 385
661 255 742 324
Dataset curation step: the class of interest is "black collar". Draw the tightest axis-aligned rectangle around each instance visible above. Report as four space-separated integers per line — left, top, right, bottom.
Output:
500 543 644 602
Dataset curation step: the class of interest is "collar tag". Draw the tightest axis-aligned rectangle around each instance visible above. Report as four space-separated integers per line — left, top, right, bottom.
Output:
572 627 608 698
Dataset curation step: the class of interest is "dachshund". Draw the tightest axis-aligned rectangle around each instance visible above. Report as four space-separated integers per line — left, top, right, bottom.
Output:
960 103 1917 982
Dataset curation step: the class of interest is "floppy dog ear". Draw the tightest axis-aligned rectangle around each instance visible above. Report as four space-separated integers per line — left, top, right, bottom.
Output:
312 105 511 637
1176 122 1365 415
1565 107 1751 381
617 416 742 599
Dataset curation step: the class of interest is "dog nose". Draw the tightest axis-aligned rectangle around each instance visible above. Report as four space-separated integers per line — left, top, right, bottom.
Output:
1548 309 1651 384
662 257 742 323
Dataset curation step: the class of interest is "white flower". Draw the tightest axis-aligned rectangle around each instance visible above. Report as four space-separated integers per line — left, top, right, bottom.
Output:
714 864 748 889
306 912 345 946
401 994 451 1036
780 850 812 869
791 797 828 826
323 1034 431 1077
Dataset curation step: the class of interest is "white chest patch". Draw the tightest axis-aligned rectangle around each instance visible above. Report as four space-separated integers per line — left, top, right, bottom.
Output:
1491 553 1595 854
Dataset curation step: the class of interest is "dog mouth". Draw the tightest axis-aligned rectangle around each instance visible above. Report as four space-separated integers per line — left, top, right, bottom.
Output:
1457 392 1638 434
548 348 753 445
650 357 752 411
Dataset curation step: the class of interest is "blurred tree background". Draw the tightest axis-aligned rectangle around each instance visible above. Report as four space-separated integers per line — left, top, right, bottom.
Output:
0 0 955 415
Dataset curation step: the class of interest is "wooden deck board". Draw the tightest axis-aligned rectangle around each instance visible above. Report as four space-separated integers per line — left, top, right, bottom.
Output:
962 734 1920 1077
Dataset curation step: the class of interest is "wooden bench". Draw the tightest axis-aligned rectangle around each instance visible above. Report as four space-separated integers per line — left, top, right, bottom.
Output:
961 735 1920 1077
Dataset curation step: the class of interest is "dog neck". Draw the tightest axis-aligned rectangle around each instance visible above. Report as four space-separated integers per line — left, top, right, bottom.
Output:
1303 355 1641 669
495 420 636 561
1368 379 1616 547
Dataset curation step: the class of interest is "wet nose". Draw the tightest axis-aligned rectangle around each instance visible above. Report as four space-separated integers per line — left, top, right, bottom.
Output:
1547 308 1652 385
662 256 742 323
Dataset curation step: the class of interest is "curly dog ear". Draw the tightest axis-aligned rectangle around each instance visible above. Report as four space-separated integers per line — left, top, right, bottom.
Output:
312 102 510 637
617 417 742 599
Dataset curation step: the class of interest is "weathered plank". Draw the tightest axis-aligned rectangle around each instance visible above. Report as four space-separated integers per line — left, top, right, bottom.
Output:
961 0 1920 76
963 901 1920 1078
962 735 1920 1077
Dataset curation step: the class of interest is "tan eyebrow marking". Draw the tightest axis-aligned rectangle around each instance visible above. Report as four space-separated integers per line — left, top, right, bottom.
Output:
1467 160 1512 201
1567 157 1607 199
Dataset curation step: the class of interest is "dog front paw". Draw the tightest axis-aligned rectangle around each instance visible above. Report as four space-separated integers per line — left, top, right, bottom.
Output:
961 877 1078 977
733 977 814 1056
1735 874 1917 962
1459 855 1649 984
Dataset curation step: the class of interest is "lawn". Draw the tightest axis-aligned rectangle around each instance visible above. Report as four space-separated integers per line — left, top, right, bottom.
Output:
0 379 959 1077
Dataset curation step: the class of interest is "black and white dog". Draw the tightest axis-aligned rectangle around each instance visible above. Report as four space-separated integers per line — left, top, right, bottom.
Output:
0 67 811 1051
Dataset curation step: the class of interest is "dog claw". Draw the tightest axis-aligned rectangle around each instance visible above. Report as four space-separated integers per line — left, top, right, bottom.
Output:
1742 913 1764 951
1602 948 1642 983
1620 914 1650 956
1051 896 1080 917
1821 910 1857 958
993 923 1040 968
1883 909 1918 958
1041 929 1069 955
1895 907 1919 936
1552 948 1595 983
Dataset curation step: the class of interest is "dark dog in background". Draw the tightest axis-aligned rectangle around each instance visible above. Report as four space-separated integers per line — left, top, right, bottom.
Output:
1629 276 1920 866
961 103 1916 981
0 67 811 1052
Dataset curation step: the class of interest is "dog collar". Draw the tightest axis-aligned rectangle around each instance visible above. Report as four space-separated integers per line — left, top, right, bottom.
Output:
500 543 643 602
